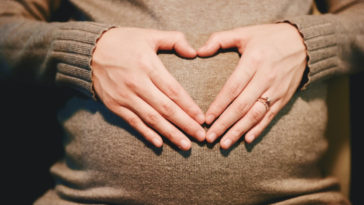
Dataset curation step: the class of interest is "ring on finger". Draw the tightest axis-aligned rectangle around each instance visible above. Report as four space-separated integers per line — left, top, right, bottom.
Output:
257 97 271 111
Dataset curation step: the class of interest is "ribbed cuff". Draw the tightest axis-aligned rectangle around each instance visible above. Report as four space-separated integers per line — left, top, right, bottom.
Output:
280 14 339 90
52 22 114 99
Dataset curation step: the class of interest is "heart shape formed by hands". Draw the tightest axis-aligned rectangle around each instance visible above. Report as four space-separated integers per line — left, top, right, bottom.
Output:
92 23 307 151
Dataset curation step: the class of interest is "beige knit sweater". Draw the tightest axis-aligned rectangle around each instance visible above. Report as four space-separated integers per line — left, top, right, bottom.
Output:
1 0 364 204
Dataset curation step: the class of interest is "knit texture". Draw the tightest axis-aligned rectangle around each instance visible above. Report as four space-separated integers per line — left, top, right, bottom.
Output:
1 0 363 204
53 22 114 98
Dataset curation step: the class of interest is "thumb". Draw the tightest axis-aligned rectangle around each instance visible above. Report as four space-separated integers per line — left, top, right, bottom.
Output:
198 30 242 57
154 31 196 58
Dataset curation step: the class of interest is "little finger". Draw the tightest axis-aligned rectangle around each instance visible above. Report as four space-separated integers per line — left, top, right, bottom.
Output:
245 102 281 143
113 106 163 148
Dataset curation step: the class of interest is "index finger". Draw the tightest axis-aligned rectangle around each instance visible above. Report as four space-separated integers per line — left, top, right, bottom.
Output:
149 56 205 124
205 57 255 124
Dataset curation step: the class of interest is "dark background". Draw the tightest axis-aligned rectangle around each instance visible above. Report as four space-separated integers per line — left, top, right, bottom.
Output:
1 83 65 205
1 73 363 205
349 72 364 205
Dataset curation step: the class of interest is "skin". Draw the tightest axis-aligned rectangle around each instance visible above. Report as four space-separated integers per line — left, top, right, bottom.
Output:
92 27 205 151
199 23 307 149
92 23 307 151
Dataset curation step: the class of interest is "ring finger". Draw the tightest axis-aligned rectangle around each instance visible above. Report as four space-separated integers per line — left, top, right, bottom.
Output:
220 95 274 149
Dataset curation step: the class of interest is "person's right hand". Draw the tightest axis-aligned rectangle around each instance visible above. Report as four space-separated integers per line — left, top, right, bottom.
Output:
91 27 205 151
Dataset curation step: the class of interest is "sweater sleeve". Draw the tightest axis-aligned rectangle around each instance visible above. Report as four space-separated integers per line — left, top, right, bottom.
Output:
282 0 364 90
0 0 114 98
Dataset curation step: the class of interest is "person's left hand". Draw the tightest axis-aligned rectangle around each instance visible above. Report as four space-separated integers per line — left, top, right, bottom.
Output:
198 23 307 149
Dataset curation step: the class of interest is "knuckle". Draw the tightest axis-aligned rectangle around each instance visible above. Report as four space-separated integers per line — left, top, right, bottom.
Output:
182 122 199 135
235 100 249 112
241 66 254 77
123 76 139 90
147 67 158 79
229 130 242 139
137 59 152 72
265 72 276 82
247 49 264 67
228 82 243 98
164 128 180 140
144 112 160 126
250 106 265 122
165 84 181 100
101 95 116 107
189 121 201 131
115 89 130 102
207 106 221 118
104 92 126 108
127 116 139 128
216 120 230 132
190 107 202 119
160 101 176 116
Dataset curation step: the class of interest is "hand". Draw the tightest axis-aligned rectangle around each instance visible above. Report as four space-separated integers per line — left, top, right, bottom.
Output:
198 23 307 149
91 27 205 151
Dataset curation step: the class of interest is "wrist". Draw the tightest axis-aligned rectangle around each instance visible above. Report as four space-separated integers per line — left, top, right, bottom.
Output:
279 22 309 90
91 26 117 100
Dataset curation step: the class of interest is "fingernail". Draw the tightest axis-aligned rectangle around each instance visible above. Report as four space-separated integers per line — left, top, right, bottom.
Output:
153 138 162 147
206 114 215 124
206 132 216 143
221 139 232 148
197 114 205 124
180 139 191 150
196 129 206 141
245 134 255 143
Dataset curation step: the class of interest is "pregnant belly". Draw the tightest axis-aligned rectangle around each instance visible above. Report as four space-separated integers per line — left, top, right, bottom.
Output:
53 52 334 205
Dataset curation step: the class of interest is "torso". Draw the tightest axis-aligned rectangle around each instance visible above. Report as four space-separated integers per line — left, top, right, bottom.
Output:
44 1 347 204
